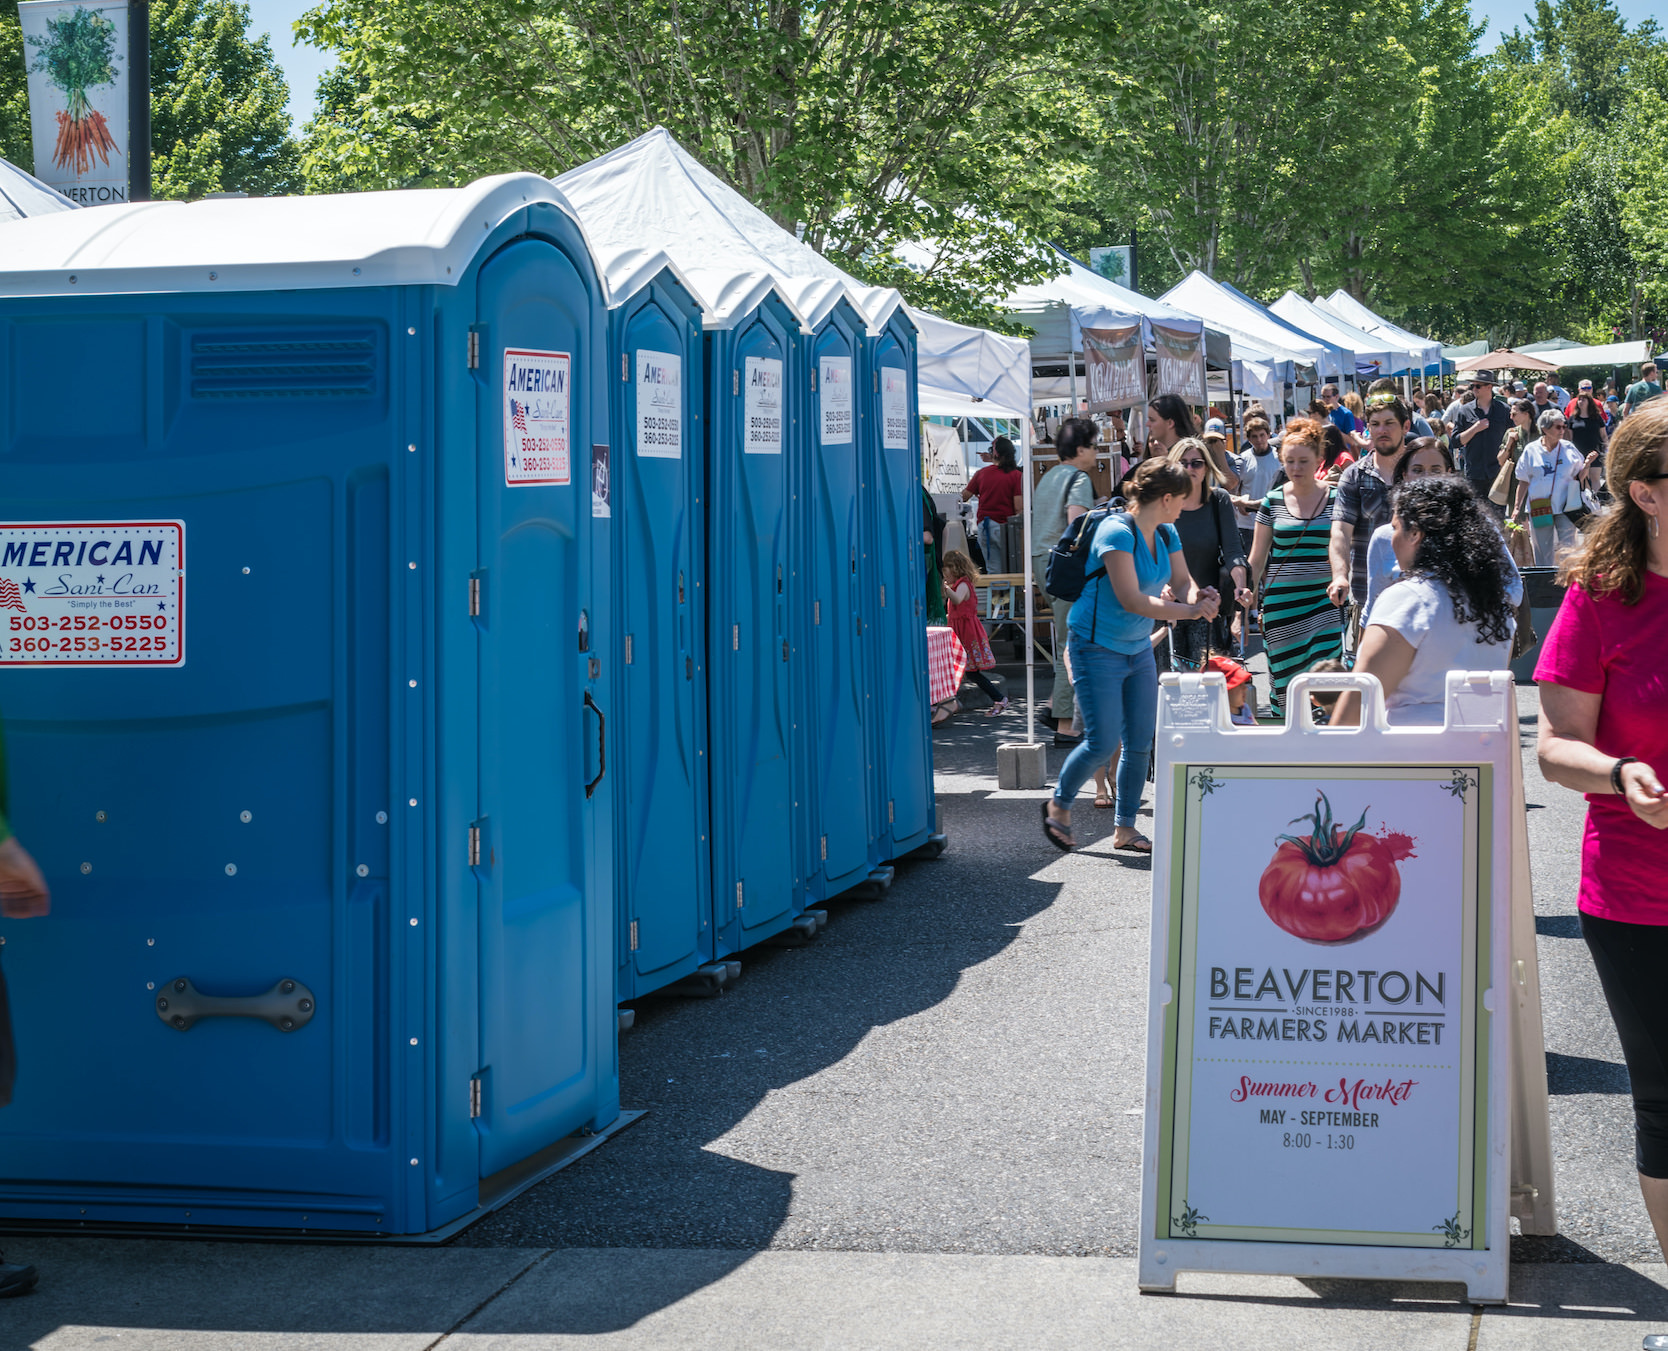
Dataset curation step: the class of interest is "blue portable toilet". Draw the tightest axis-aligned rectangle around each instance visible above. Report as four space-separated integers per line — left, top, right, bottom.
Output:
0 176 619 1236
704 288 810 955
605 265 713 999
865 310 943 863
803 297 883 901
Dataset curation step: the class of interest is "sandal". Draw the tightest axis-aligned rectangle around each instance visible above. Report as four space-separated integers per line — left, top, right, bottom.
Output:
1041 801 1074 852
931 708 953 727
1113 832 1153 854
1093 791 1114 809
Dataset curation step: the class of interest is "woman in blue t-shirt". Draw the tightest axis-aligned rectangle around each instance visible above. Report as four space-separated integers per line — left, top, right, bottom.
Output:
1043 459 1219 852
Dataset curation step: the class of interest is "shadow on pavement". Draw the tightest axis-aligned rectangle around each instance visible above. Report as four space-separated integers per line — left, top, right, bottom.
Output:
1546 1051 1631 1095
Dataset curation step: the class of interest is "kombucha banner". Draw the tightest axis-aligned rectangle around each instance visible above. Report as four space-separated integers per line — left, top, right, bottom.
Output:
1082 323 1145 412
1150 322 1205 405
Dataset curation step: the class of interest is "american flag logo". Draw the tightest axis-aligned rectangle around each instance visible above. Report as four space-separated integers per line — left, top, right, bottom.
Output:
511 400 528 432
0 578 24 612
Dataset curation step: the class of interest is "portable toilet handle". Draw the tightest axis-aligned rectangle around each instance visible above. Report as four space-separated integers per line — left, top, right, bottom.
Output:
584 691 607 798
155 977 316 1032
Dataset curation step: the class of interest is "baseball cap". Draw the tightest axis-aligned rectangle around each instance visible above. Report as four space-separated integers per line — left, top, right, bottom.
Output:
1204 655 1252 689
1205 417 1226 435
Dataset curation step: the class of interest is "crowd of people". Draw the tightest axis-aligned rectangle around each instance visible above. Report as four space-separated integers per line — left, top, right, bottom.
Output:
947 365 1668 1306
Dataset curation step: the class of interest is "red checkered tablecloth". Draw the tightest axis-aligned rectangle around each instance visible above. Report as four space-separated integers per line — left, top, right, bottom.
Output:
927 626 966 704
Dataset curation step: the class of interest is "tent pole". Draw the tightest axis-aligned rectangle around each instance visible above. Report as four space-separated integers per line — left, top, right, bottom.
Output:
1068 306 1079 413
1023 417 1035 748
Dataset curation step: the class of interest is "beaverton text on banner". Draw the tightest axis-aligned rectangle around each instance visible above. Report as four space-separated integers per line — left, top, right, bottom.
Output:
1151 322 1206 405
19 0 130 204
1083 323 1146 412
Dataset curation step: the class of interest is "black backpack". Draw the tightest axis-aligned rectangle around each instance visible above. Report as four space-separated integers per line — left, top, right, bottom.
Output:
1044 503 1122 601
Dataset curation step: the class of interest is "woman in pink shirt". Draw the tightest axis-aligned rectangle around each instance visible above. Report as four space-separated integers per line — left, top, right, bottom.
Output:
1535 397 1668 1270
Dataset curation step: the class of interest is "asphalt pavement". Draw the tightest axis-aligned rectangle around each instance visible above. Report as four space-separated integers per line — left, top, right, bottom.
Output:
6 661 1665 1348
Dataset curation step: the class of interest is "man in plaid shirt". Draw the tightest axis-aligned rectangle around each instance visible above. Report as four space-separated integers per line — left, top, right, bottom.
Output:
0 710 50 1298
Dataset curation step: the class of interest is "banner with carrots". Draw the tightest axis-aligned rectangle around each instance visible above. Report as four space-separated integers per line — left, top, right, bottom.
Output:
19 0 130 205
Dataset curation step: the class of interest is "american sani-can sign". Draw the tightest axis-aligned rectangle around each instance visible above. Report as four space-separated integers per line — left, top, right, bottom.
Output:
0 521 185 667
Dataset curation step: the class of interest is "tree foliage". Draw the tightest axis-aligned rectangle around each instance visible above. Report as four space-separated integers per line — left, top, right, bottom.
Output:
295 0 1183 325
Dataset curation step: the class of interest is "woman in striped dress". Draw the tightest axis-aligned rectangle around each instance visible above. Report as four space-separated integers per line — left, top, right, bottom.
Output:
1249 418 1343 714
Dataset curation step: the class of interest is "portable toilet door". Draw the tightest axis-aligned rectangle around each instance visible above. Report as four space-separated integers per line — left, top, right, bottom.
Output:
706 292 805 956
607 268 711 1000
803 297 879 900
466 207 620 1188
866 313 941 862
0 177 618 1236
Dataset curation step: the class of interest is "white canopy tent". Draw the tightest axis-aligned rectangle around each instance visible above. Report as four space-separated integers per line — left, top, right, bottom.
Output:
1164 271 1346 383
1540 339 1654 370
1318 291 1443 376
1270 290 1412 378
0 157 76 225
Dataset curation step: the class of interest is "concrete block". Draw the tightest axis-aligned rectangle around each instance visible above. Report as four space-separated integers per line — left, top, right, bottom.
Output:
997 742 1047 790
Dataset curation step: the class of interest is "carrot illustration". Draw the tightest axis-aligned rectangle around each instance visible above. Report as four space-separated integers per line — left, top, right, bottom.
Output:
27 6 122 175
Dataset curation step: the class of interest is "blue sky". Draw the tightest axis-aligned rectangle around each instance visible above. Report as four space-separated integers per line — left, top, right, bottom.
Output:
250 0 1663 134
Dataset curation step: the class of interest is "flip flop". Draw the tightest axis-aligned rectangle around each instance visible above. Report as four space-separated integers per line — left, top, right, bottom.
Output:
1114 832 1153 853
1041 801 1074 852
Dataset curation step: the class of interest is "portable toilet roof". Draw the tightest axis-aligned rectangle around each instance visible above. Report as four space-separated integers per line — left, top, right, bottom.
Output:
555 126 901 333
0 156 77 224
0 173 596 297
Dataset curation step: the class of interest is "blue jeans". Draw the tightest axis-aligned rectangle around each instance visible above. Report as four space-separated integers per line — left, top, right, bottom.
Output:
1054 637 1158 828
977 517 1006 573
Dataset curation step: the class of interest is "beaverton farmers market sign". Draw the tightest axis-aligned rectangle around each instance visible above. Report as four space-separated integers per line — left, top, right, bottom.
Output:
19 0 131 204
1138 670 1541 1304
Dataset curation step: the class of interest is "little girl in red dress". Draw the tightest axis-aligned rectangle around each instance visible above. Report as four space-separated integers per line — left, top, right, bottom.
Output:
941 550 1006 716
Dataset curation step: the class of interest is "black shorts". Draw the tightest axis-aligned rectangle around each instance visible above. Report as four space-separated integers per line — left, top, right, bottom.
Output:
1581 911 1668 1177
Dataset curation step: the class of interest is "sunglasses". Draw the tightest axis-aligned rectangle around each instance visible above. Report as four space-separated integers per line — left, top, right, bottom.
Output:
1180 459 1207 469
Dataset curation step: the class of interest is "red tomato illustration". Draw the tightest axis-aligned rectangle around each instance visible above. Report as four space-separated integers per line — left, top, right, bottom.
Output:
1259 791 1416 943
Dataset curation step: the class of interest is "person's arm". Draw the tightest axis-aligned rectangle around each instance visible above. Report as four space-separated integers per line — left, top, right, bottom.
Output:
1104 548 1210 622
1538 684 1668 828
1327 517 1355 605
945 578 970 605
1498 429 1517 466
1214 490 1251 602
1330 622 1417 726
1248 518 1273 587
1165 544 1220 617
960 468 980 504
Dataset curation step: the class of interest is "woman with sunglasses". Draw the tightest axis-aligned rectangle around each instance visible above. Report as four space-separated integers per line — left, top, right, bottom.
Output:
1535 399 1668 1286
1165 437 1253 667
1514 408 1591 566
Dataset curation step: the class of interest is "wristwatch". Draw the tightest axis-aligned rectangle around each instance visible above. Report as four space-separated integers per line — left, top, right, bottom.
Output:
1612 756 1640 794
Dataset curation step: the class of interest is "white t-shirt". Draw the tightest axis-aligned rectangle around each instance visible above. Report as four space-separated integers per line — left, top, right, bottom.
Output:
1515 438 1584 514
1230 447 1283 529
1368 576 1512 725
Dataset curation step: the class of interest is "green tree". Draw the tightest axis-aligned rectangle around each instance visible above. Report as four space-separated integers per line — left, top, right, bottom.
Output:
150 0 299 198
0 0 297 197
296 0 1176 324
1 1 38 168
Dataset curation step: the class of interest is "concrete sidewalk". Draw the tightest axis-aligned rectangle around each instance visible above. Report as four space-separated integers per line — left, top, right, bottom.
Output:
6 1241 1668 1349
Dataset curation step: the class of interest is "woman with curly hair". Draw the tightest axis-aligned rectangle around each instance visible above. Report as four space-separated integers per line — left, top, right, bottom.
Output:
1332 475 1516 726
1534 399 1668 1273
